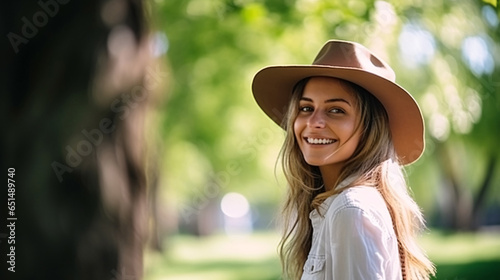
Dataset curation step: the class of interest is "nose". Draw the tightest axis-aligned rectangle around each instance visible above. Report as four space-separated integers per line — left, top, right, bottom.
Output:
307 110 326 129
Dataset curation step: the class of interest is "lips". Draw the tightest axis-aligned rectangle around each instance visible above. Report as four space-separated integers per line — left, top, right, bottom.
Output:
305 137 337 145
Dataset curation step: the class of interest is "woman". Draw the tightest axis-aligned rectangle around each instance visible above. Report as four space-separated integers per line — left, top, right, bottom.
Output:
251 40 435 279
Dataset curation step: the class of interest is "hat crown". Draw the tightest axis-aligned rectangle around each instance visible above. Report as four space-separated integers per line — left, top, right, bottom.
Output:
312 41 396 82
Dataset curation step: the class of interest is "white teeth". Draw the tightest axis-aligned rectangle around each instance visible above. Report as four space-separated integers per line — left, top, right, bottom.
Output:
306 138 334 144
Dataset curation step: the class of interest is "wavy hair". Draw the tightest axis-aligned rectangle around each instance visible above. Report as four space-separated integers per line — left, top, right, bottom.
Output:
277 77 435 280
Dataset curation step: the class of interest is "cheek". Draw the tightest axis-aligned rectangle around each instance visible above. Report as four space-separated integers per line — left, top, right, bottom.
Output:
350 131 362 150
345 121 362 149
338 118 358 137
293 118 303 139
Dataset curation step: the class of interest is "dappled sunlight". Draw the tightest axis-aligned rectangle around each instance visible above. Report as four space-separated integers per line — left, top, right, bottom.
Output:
398 23 436 68
429 113 450 141
374 1 397 29
418 52 485 141
482 5 499 27
462 36 494 76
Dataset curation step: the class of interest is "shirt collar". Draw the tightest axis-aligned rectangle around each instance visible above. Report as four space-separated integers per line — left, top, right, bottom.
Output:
310 175 357 219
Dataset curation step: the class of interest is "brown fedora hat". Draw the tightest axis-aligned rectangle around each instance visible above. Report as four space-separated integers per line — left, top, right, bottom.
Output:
252 40 424 165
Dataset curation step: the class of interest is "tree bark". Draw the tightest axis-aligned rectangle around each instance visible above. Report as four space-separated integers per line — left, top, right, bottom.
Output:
435 142 497 231
1 0 154 279
471 154 497 230
436 142 463 230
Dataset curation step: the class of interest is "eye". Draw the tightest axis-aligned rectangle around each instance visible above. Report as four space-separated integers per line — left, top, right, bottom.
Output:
329 108 345 114
299 106 313 112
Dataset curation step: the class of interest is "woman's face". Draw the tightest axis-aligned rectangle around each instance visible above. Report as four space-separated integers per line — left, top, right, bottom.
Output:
294 77 361 171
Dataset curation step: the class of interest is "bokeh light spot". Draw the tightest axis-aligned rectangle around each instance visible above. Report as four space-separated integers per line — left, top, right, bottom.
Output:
221 192 250 218
398 23 436 68
461 36 494 76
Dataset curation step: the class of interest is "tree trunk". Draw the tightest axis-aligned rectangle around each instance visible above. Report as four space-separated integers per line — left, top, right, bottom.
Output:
1 0 155 279
471 154 497 230
436 142 464 230
435 142 496 231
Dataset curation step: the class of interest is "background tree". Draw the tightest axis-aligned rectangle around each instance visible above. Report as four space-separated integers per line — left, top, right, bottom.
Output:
1 0 160 279
393 0 500 230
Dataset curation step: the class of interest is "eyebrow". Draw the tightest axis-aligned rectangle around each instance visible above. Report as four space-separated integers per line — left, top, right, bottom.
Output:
300 97 351 106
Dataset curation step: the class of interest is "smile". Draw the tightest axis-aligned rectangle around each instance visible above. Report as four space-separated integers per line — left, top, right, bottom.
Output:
305 137 337 145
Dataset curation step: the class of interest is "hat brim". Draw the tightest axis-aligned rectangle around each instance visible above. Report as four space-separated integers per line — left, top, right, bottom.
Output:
251 65 424 165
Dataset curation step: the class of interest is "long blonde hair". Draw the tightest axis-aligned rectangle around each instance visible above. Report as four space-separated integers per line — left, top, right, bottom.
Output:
278 77 435 279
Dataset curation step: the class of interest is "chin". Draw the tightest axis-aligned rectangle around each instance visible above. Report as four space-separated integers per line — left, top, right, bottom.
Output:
304 158 327 167
304 156 349 168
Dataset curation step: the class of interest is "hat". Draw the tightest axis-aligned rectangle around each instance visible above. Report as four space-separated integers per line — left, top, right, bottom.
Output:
251 40 424 165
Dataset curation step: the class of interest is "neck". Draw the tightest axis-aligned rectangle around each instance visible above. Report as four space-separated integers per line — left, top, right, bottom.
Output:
319 164 342 191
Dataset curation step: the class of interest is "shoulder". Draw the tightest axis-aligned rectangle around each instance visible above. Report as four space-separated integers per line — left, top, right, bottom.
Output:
332 186 386 212
326 186 393 230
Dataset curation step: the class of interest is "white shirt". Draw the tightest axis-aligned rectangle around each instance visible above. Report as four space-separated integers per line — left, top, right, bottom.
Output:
301 182 402 280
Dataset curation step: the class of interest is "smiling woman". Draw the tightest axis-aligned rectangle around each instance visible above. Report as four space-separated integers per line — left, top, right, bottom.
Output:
251 40 435 280
294 77 361 188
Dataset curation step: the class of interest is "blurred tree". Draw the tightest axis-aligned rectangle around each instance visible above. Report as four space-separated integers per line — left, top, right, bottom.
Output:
393 0 500 230
1 0 159 279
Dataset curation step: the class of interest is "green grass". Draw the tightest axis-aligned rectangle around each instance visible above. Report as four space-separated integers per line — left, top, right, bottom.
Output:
145 232 281 280
421 230 500 280
145 230 500 280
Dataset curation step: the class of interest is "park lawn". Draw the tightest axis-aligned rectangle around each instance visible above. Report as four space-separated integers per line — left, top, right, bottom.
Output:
145 229 500 280
420 229 500 280
145 232 282 280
